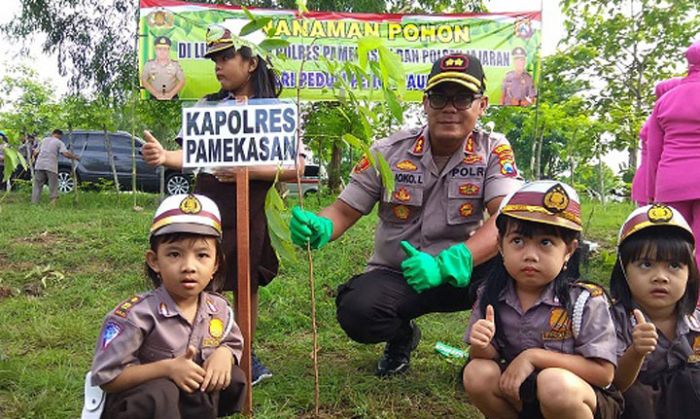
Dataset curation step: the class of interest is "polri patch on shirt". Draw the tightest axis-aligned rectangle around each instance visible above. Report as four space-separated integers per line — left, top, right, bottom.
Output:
101 321 122 350
450 166 485 179
353 155 371 174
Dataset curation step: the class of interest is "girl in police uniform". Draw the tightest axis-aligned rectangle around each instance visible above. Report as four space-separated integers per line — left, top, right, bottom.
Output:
90 194 246 418
463 180 623 419
610 204 700 419
141 23 305 384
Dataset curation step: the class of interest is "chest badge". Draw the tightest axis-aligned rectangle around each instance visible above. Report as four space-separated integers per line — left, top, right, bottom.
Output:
412 136 425 154
393 205 411 220
395 160 417 171
543 307 572 340
463 155 483 165
459 203 474 217
209 318 224 339
394 187 411 202
459 183 480 196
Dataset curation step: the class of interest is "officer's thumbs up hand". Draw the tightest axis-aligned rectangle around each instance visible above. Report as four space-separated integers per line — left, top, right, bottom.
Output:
400 241 442 293
289 206 333 250
631 309 658 357
469 304 496 350
142 130 166 167
169 345 206 393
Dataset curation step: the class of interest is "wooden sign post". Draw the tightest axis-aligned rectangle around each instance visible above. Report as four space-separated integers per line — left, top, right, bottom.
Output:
181 99 299 415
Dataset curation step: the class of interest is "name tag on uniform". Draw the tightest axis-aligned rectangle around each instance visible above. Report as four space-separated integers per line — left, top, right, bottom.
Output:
394 172 424 185
450 166 486 179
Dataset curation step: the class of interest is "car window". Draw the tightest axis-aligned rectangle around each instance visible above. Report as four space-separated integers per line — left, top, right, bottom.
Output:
63 133 87 151
107 135 134 157
304 165 320 177
85 134 107 153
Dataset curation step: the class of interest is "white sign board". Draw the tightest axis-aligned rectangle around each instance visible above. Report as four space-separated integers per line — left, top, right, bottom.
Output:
181 100 298 168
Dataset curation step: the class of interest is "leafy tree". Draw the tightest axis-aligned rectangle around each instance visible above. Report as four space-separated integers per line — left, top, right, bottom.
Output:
560 0 699 171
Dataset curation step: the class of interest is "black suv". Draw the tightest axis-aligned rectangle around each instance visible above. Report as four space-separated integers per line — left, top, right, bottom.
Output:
56 130 191 195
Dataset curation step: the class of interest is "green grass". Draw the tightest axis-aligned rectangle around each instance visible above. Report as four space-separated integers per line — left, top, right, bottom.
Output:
0 191 630 418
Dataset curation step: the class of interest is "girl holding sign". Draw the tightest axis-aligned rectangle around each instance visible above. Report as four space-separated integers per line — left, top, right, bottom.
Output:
142 24 305 386
609 204 700 419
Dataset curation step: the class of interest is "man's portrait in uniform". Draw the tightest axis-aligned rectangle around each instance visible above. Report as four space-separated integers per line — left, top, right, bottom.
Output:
141 36 185 101
500 46 537 106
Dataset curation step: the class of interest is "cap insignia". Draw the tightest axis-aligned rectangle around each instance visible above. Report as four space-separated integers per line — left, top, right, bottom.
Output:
543 184 569 214
647 204 673 223
180 195 202 214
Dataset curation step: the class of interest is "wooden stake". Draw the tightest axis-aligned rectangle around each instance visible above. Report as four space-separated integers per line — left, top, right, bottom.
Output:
235 167 253 414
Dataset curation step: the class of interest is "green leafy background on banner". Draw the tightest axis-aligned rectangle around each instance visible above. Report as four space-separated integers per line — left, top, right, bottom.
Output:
139 4 541 102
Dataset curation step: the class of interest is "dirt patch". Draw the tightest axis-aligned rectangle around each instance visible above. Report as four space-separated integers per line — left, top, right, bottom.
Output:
0 286 14 299
13 230 70 246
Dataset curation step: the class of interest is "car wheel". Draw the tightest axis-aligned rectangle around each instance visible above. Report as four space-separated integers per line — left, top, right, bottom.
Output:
165 173 191 195
57 170 76 193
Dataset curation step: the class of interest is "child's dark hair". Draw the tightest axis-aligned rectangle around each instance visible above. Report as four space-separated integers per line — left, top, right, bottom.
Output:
205 46 282 101
145 232 226 292
479 215 582 350
610 226 699 316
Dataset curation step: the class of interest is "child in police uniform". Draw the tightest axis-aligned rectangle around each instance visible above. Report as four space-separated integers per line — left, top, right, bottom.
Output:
90 194 246 418
462 180 623 419
610 204 700 419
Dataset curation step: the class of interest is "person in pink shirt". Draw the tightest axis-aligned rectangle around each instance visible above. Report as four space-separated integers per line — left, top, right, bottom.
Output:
631 78 682 206
646 40 700 268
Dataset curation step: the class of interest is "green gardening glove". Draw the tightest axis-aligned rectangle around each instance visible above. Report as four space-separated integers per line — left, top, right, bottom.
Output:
436 242 473 288
400 241 474 293
290 206 333 250
400 241 443 293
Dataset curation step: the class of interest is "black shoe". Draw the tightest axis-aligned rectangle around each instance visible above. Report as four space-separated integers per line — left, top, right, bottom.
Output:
251 352 272 386
375 320 421 377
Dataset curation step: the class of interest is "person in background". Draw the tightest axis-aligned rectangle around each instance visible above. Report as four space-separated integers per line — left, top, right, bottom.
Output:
32 129 80 206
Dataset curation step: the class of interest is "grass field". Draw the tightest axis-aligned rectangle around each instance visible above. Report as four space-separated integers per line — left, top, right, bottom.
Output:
0 190 635 418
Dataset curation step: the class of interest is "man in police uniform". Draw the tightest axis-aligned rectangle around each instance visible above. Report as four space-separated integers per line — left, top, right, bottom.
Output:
500 46 536 106
290 54 523 377
142 36 185 100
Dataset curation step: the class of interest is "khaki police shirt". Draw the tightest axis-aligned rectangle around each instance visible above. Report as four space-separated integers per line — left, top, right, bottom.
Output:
466 281 619 366
612 303 700 378
501 71 536 106
90 286 243 386
142 59 185 94
35 136 67 173
339 125 523 272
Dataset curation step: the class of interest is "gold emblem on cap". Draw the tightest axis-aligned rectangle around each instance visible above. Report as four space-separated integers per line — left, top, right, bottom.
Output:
647 204 673 223
180 195 202 214
543 184 569 213
444 57 464 67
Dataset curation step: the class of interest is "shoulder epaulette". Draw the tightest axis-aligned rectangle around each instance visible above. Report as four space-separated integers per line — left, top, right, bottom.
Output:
573 282 604 297
113 295 144 318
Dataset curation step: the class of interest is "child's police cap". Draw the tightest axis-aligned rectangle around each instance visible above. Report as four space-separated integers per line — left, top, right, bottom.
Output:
498 180 582 232
150 194 222 239
425 53 485 94
618 204 694 246
154 36 172 47
204 22 265 59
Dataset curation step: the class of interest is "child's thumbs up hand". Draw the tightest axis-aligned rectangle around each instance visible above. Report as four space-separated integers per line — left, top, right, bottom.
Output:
469 304 496 350
631 309 658 356
142 130 166 167
169 345 206 393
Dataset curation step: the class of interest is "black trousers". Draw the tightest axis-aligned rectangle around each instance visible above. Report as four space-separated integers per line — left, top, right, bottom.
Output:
335 258 494 344
101 366 246 419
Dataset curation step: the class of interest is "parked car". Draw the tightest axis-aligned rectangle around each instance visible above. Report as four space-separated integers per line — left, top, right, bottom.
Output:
55 130 192 195
284 164 321 197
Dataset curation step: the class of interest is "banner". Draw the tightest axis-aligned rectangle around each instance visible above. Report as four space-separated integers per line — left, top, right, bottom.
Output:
140 0 541 105
181 99 299 169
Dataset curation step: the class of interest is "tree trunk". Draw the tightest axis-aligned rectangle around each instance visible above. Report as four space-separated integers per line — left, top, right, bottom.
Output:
104 128 120 193
328 139 342 193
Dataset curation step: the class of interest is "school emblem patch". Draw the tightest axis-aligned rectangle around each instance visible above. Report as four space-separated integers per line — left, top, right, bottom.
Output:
543 184 569 214
459 203 474 217
543 307 572 340
395 160 418 172
687 335 700 363
647 204 673 223
353 155 371 174
394 187 411 202
459 183 480 196
180 195 202 214
101 321 122 350
393 205 410 220
209 318 224 338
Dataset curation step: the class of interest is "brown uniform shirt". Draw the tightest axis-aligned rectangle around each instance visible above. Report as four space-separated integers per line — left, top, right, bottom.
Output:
90 286 243 386
339 125 523 272
612 302 700 379
465 280 618 366
142 59 185 94
501 71 536 106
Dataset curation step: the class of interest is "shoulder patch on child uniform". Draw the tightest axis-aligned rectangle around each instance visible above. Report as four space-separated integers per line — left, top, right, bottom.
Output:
114 295 143 318
101 321 122 350
574 283 604 297
206 298 218 313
